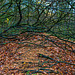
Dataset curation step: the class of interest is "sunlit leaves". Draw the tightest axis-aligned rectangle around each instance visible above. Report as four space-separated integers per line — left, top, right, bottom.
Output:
5 18 9 24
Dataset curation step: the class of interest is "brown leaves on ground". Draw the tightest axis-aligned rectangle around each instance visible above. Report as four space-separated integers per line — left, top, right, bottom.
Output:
0 32 75 75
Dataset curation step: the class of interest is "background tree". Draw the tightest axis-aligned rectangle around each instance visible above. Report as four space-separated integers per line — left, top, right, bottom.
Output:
0 0 75 42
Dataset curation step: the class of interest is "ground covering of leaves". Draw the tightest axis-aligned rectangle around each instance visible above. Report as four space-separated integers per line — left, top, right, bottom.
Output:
0 32 75 75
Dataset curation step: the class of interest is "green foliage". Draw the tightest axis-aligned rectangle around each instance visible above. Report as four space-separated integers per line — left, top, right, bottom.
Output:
26 71 30 74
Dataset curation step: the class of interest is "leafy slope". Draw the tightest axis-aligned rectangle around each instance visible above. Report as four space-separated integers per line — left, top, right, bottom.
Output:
0 32 75 75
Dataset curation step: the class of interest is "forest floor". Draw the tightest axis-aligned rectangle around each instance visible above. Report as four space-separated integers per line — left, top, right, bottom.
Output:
0 32 75 75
